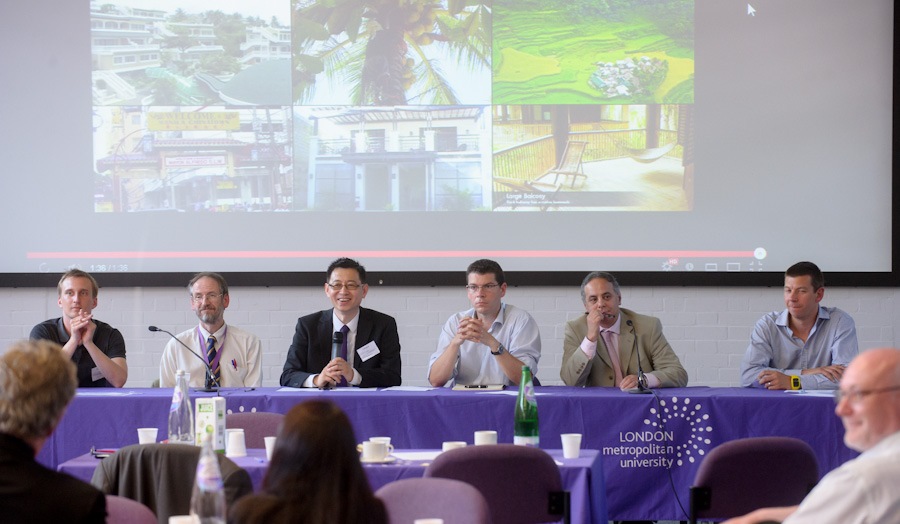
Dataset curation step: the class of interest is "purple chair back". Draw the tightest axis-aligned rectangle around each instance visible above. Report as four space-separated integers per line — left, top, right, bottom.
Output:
105 495 157 524
376 477 492 524
424 444 567 524
226 411 284 449
690 436 819 523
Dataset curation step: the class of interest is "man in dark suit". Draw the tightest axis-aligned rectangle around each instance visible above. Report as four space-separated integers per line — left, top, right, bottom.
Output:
280 258 401 388
0 339 106 523
561 271 687 389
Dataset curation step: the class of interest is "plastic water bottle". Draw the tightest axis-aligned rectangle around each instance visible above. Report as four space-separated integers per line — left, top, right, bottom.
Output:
514 366 539 446
190 435 226 524
168 369 194 444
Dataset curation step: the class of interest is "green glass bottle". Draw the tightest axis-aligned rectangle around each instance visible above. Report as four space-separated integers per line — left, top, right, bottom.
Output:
514 366 539 446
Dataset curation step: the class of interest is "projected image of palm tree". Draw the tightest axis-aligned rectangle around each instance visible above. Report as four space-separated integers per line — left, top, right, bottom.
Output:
493 0 694 104
292 0 490 105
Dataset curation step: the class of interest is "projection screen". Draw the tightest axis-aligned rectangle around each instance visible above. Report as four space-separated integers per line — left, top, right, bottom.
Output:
0 0 895 286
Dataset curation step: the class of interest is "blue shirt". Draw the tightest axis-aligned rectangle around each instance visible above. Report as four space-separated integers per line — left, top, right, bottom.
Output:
428 303 541 387
740 306 858 390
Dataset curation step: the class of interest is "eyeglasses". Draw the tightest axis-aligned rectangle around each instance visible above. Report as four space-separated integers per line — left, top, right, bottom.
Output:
833 385 900 404
465 283 500 293
327 282 362 291
191 292 224 303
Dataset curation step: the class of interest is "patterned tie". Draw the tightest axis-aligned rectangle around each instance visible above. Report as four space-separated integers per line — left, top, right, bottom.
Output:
206 335 220 384
601 329 624 387
339 325 350 387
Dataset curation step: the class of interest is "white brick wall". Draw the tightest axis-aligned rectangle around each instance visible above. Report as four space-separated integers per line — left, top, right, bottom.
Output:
1 285 897 387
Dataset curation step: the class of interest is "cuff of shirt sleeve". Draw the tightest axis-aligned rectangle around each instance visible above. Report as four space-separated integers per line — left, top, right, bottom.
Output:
302 375 317 388
645 373 661 388
580 337 597 359
350 368 361 386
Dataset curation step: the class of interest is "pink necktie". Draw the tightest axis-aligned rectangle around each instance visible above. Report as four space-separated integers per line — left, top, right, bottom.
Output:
602 329 624 386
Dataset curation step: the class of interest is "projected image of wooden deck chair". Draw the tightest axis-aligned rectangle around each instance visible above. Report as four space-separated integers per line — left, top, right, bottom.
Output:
543 141 587 189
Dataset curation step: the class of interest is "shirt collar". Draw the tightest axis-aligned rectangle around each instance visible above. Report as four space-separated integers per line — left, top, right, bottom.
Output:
603 314 622 336
332 310 360 333
776 305 829 327
197 324 227 340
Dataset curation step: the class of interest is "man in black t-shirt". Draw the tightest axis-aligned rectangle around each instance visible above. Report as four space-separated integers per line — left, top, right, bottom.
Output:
30 269 127 387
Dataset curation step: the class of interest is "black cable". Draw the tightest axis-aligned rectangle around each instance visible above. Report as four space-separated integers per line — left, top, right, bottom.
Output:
648 389 690 521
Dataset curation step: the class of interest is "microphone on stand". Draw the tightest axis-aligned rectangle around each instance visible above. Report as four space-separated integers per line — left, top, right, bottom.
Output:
149 325 219 392
625 319 651 394
319 331 344 390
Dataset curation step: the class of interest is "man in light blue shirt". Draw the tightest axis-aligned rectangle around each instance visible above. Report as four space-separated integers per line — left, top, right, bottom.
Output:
740 261 858 390
427 259 541 387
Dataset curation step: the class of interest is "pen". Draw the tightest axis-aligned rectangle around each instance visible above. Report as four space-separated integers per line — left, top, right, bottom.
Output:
231 359 237 370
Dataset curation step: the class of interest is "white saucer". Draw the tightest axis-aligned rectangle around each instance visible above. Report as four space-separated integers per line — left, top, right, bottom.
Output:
360 455 396 464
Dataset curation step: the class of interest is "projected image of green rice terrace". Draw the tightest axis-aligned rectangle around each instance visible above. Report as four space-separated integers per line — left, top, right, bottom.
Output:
491 104 694 212
492 0 694 104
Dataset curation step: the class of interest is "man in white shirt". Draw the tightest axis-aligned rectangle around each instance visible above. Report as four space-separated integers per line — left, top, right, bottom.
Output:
159 272 262 388
724 347 900 524
428 259 541 387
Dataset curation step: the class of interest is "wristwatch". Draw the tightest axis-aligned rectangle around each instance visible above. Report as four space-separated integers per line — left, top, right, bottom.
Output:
491 343 506 356
790 375 801 390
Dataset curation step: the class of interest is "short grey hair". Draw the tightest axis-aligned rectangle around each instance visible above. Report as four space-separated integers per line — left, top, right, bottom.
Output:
188 272 229 296
580 271 621 303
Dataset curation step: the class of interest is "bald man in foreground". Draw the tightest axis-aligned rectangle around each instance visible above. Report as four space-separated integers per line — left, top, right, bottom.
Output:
724 347 900 524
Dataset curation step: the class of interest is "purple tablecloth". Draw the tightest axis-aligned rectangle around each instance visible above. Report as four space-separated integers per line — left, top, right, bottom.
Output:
41 386 855 521
60 448 605 523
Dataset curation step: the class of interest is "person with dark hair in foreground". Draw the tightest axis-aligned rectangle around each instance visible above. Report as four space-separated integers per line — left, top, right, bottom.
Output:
740 261 858 390
724 348 900 523
0 339 106 523
228 400 387 524
280 258 402 388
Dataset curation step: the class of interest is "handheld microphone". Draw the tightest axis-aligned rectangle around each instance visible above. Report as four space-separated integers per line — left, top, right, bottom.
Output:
318 331 344 390
626 319 651 394
149 325 220 392
331 330 344 360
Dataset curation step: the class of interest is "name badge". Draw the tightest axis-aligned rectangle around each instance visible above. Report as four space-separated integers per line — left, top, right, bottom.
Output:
356 341 380 362
91 367 104 382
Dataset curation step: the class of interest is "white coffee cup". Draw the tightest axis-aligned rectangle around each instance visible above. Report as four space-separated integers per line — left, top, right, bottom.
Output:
474 430 497 446
442 441 467 452
561 433 582 459
225 429 247 458
369 437 394 454
361 440 389 462
137 427 158 445
264 436 277 461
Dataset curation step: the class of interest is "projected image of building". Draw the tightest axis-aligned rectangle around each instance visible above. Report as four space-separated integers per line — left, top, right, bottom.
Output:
90 1 290 106
92 106 293 212
294 106 490 211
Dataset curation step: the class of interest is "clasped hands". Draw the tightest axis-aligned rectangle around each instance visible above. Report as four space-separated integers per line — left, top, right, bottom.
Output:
455 316 495 349
315 358 353 388
69 311 96 346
